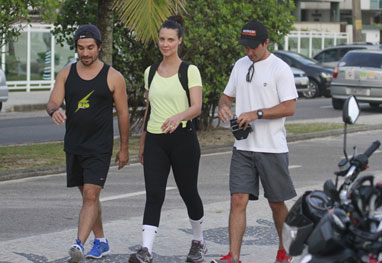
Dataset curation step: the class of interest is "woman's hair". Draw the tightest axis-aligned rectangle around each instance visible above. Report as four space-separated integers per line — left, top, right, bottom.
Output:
160 15 184 38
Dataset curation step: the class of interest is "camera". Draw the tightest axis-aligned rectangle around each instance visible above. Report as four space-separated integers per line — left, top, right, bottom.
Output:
230 117 253 140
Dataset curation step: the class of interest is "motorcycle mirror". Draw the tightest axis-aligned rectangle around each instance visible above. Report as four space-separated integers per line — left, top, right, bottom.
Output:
324 179 339 202
342 95 360 161
343 95 360 124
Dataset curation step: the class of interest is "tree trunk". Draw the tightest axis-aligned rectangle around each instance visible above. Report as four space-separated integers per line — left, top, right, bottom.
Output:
98 0 114 66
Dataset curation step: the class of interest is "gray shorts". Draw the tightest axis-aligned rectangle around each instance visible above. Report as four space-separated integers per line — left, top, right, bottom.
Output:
229 148 296 202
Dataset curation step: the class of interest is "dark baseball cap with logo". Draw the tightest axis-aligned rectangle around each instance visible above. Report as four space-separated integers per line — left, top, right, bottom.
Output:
74 24 102 43
238 20 268 49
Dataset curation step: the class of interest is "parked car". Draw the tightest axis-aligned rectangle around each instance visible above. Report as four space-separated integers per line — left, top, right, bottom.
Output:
313 42 382 68
274 50 333 98
0 69 8 111
330 49 382 110
291 67 309 95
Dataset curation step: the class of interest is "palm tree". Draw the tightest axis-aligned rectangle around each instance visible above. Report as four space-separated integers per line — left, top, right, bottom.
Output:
113 0 186 44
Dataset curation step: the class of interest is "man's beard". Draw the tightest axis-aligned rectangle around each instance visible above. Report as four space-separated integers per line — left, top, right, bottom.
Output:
80 54 98 66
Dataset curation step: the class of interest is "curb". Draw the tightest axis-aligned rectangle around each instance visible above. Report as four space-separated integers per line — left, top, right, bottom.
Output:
1 124 382 182
6 103 47 113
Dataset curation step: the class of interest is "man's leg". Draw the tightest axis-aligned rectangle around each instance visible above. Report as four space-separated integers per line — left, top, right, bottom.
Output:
268 201 288 249
77 183 102 244
229 193 249 261
79 186 104 239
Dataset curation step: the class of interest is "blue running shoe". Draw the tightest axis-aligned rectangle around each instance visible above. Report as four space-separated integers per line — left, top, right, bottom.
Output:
86 239 111 259
68 239 84 263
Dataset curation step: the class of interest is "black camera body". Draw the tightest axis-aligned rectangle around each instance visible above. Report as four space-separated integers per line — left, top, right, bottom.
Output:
230 117 253 140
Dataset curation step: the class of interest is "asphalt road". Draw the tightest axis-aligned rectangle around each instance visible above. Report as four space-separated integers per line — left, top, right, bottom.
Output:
0 98 381 145
1 129 382 243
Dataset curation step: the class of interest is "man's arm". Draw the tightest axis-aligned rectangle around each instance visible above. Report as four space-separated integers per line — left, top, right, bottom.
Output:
109 68 129 169
47 67 69 125
218 93 235 123
237 99 296 129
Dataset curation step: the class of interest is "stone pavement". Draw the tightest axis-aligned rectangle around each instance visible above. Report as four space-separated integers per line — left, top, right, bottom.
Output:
0 172 322 263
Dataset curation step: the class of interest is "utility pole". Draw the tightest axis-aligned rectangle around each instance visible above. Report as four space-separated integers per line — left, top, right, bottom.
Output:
352 0 362 43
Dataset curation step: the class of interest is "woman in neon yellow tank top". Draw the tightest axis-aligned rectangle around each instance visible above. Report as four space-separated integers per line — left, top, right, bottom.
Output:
128 15 206 263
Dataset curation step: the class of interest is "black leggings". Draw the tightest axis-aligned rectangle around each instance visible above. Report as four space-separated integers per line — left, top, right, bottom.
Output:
143 126 204 227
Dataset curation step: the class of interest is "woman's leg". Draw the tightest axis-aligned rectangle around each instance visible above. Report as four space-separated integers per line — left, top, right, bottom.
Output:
142 133 171 253
170 131 204 236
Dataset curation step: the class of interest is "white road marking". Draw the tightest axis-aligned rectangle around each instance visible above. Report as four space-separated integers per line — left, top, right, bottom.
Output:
289 165 302 169
320 106 332 109
100 187 176 202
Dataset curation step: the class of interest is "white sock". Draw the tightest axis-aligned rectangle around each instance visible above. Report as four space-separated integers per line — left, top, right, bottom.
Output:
96 237 107 243
189 217 204 243
142 225 158 254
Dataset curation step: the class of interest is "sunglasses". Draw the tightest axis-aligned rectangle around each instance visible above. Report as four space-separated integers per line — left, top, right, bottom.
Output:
246 63 254 82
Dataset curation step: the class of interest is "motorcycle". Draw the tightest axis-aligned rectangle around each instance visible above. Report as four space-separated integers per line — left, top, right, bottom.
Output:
282 95 382 263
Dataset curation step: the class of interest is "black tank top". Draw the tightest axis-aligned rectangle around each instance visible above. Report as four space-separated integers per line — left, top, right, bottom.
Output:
64 62 113 155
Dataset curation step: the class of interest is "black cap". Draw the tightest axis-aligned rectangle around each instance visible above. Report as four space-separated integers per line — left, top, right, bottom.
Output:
238 20 268 48
74 24 102 42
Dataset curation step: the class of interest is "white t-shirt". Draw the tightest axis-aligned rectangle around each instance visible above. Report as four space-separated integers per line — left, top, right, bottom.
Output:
224 54 298 153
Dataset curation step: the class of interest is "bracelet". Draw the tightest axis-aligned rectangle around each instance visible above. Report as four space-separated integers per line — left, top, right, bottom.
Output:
48 108 57 117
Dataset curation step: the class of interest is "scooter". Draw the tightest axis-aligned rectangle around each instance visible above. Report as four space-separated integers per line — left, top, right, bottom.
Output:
282 95 382 263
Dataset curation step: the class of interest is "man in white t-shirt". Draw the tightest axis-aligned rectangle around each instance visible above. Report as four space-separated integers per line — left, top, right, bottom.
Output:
211 20 298 263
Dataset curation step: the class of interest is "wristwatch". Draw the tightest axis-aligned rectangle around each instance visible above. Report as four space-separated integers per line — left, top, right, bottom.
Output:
257 109 264 119
48 108 57 117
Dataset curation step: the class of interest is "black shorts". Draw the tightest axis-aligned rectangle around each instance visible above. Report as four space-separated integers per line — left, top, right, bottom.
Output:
66 153 112 188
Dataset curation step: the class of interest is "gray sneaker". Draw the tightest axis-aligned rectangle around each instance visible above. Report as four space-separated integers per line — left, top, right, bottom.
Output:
67 239 84 263
186 240 207 262
128 247 153 263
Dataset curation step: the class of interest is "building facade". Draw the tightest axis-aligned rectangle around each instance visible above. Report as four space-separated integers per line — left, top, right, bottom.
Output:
293 0 382 43
1 23 74 91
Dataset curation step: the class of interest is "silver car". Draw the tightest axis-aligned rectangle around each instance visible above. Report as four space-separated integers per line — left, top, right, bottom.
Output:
330 50 382 109
292 67 309 95
313 43 382 68
0 69 8 111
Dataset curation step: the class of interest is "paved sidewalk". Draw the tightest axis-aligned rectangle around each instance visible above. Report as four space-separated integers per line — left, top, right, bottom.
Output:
0 172 320 263
2 90 51 113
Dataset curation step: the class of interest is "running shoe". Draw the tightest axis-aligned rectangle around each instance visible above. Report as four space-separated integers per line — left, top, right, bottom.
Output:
275 249 293 263
186 240 207 262
128 247 153 263
210 252 241 263
86 239 111 258
67 239 84 263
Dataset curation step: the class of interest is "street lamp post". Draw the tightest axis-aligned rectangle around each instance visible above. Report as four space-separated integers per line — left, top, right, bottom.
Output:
352 0 362 43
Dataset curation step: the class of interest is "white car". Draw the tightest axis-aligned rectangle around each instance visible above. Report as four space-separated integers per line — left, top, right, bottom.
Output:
0 69 8 111
330 50 382 109
292 67 309 95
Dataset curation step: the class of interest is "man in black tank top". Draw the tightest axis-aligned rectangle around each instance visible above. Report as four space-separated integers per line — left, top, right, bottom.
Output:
47 24 130 262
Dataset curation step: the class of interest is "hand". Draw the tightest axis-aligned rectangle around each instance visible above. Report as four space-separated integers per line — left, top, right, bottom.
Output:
218 105 233 123
161 115 182 134
237 111 256 130
51 109 66 125
115 149 129 170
